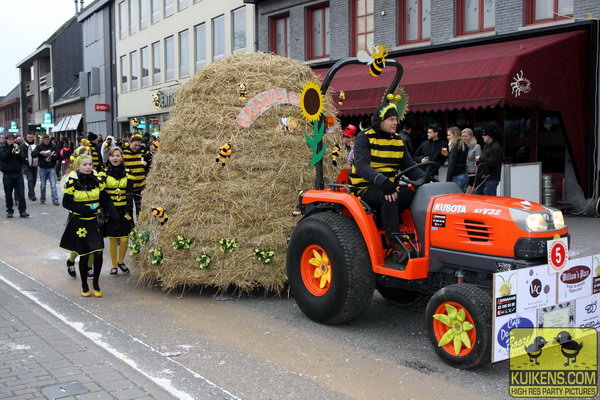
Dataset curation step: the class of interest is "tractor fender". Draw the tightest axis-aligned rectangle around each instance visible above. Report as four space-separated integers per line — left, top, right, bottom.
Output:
300 190 385 269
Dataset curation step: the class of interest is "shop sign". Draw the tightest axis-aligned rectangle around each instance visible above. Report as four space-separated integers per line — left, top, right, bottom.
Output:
151 90 176 110
95 103 110 112
8 121 18 133
235 88 300 128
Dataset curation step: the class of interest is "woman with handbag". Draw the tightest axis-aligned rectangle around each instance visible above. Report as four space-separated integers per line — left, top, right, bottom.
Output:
60 154 118 297
98 147 134 276
461 128 482 194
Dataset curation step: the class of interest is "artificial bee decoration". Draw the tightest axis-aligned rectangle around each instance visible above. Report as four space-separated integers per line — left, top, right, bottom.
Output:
238 83 247 102
338 90 345 106
131 117 140 127
331 143 341 167
152 92 161 110
151 207 169 225
216 143 233 166
357 44 390 77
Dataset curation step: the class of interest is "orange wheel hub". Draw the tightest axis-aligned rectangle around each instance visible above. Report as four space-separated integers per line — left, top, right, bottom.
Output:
432 301 477 357
300 245 332 296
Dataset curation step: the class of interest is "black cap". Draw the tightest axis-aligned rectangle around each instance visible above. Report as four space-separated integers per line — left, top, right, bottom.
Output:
88 132 98 141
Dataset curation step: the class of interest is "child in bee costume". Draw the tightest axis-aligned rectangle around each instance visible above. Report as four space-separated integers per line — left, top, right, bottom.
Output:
98 147 134 276
60 154 119 297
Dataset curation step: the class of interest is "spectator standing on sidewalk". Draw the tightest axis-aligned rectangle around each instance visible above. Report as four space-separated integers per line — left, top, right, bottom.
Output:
461 128 482 194
87 132 103 172
32 135 60 206
0 134 29 218
122 134 146 218
60 141 73 177
445 127 469 192
21 133 38 201
475 123 504 196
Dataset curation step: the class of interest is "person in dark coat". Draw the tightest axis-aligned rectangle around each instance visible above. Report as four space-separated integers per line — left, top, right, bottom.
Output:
32 135 60 205
475 123 504 196
445 127 469 192
413 126 447 177
0 134 29 218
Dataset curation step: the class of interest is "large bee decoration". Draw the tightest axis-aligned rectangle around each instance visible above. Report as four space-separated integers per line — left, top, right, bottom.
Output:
331 143 341 167
152 92 161 110
357 44 390 77
238 83 247 102
151 207 169 225
338 90 345 106
216 143 233 166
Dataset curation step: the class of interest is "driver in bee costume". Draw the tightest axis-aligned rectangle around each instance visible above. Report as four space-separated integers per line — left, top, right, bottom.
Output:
349 99 424 242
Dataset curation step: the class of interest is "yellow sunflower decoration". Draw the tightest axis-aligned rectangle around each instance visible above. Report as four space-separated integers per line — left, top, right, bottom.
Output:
309 250 331 289
76 228 88 238
299 81 324 123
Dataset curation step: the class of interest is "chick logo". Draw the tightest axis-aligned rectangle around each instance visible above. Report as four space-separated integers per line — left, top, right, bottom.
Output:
509 328 597 398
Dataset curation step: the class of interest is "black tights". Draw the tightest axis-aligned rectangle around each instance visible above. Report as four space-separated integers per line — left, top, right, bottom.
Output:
79 252 103 292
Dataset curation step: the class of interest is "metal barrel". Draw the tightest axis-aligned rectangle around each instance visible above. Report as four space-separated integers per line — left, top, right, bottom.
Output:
541 174 556 206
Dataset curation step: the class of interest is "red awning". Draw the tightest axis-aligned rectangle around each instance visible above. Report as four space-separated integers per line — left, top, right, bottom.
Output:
314 30 590 187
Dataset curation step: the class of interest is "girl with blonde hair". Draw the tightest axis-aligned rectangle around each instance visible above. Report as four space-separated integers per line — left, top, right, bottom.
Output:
445 126 469 191
461 128 482 193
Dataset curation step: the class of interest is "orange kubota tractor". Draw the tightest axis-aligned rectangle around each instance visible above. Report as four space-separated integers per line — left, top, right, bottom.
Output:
286 58 569 369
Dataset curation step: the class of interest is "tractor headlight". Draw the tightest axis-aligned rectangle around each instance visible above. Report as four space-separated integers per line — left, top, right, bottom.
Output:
552 210 565 229
526 213 548 232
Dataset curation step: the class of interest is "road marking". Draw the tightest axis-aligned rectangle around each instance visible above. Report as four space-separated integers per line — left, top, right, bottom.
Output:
0 258 242 400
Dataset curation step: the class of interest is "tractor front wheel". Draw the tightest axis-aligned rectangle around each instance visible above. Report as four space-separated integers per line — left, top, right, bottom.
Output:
287 211 374 324
425 284 492 369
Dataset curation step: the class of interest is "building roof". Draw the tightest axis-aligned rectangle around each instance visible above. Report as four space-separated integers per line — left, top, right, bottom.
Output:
52 77 80 107
78 0 112 22
16 16 78 68
0 84 20 107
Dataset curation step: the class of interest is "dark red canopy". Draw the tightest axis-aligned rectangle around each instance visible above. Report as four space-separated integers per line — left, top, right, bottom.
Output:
314 30 589 187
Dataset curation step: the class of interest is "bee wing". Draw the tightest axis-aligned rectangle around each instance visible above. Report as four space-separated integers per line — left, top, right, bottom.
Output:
357 50 374 64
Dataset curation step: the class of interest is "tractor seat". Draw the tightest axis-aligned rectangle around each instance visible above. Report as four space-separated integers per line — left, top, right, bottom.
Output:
336 168 350 185
410 182 463 242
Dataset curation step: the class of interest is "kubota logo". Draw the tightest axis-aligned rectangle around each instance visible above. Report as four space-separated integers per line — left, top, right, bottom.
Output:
433 203 466 213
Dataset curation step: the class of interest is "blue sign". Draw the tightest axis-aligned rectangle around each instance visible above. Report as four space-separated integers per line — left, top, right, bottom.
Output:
8 121 18 133
137 117 146 130
41 113 53 128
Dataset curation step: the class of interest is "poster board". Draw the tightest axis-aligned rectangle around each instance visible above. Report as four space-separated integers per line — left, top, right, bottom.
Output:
492 253 600 362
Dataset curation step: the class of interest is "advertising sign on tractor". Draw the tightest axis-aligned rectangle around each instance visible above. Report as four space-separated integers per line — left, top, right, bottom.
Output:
548 237 569 273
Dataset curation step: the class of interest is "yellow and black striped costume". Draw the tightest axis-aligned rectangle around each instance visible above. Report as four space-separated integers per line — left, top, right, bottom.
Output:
98 167 135 238
122 147 147 190
349 128 405 196
90 144 102 171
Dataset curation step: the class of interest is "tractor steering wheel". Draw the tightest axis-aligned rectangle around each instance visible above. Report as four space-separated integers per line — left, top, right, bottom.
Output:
395 161 438 187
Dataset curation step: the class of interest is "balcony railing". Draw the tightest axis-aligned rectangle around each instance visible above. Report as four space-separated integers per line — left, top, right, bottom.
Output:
39 73 51 89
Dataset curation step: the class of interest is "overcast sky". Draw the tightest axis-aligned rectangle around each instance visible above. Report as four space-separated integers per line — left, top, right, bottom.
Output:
0 0 78 96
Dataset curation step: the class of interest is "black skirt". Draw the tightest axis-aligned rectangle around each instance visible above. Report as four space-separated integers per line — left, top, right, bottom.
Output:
60 214 104 256
103 205 134 238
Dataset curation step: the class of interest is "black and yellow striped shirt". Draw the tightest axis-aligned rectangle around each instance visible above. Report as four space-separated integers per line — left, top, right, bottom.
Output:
122 147 146 189
90 144 102 171
62 171 104 216
98 169 134 207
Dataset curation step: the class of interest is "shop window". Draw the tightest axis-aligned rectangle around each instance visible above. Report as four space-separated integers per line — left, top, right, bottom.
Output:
152 41 161 83
164 0 174 17
538 111 566 173
306 3 330 60
151 0 161 24
212 15 225 60
129 0 138 34
179 30 189 78
270 14 290 57
456 0 495 36
140 0 148 30
119 1 127 39
474 108 499 140
130 50 139 90
120 55 128 92
232 7 246 52
352 0 374 55
524 0 573 25
504 107 531 164
195 23 206 70
141 46 149 87
398 0 430 45
165 36 174 81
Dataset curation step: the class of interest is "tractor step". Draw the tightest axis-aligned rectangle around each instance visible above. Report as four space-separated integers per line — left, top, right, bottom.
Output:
383 262 407 271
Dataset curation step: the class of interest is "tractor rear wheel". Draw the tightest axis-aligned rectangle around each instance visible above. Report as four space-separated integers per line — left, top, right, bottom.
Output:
287 211 374 324
425 284 492 369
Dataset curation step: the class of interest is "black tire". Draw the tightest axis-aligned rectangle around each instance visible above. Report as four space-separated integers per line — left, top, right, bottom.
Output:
287 211 374 324
425 284 492 369
377 286 423 306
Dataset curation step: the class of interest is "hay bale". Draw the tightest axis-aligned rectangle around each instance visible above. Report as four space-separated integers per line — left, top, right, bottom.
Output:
133 52 344 293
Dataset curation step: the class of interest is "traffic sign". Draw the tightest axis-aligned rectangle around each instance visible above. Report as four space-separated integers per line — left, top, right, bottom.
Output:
41 113 54 128
548 237 568 273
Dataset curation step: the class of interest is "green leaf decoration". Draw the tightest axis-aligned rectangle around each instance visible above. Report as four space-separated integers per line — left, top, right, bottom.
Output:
252 248 275 264
432 313 451 327
149 248 164 265
445 304 457 320
456 308 466 323
438 329 454 347
463 321 474 331
453 335 462 355
195 253 212 270
304 120 327 169
218 238 238 253
129 228 139 241
128 241 141 255
460 331 472 349
138 230 151 244
172 235 192 250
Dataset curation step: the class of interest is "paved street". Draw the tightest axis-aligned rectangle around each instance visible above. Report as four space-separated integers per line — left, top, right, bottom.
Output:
0 181 599 400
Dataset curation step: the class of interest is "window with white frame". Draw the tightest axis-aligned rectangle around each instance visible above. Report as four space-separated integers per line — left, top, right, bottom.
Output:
130 50 139 89
129 0 138 34
270 14 290 57
306 4 330 60
525 0 573 24
179 30 189 77
152 41 161 83
119 1 127 39
151 0 161 23
212 15 225 59
232 6 246 52
165 35 174 80
194 23 206 70
164 0 174 17
140 0 148 30
398 0 430 44
141 46 149 87
456 0 495 35
120 55 128 92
